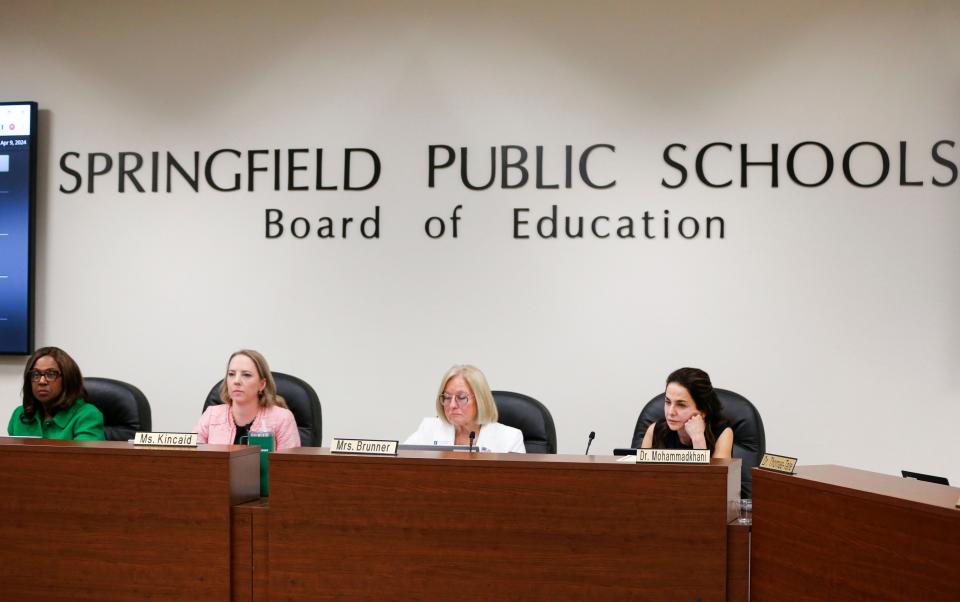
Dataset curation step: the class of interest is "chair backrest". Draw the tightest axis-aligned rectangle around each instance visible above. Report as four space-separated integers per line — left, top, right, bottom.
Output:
202 371 322 447
84 377 152 441
491 390 557 454
630 388 766 498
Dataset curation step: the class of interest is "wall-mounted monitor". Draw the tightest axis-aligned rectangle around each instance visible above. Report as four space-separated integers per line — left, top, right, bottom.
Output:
0 102 37 354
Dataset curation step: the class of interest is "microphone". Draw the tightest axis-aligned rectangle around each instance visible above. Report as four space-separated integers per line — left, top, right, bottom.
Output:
585 431 596 455
468 431 476 452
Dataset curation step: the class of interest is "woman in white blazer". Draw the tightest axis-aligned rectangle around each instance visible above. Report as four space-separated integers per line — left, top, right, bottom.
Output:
405 364 526 453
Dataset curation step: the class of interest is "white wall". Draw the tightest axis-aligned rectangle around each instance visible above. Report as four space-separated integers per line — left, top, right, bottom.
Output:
2 1 958 482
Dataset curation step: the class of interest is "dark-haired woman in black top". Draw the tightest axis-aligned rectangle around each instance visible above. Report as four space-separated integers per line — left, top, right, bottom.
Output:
640 367 733 458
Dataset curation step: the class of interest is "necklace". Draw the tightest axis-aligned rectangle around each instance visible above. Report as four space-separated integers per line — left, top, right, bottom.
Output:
232 406 256 427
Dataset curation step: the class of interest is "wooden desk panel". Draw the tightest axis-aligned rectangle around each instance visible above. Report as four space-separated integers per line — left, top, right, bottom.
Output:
0 438 259 601
233 498 270 602
751 464 960 601
268 450 740 601
726 521 750 602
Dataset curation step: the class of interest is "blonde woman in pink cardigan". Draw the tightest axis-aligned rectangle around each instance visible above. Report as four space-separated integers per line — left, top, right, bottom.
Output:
195 350 300 450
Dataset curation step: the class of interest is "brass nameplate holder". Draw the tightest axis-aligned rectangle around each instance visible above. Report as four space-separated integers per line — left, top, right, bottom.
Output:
633 448 710 464
331 438 398 456
134 432 198 447
758 453 798 474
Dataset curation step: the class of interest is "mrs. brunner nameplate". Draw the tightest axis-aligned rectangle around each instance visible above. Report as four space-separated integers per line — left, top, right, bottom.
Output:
330 438 398 456
633 448 710 464
133 432 198 447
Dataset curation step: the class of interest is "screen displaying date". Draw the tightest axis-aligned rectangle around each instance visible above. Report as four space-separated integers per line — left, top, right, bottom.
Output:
0 102 36 354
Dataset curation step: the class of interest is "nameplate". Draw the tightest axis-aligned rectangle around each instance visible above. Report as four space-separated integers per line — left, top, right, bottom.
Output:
758 453 798 474
634 448 710 464
330 438 398 456
133 432 198 447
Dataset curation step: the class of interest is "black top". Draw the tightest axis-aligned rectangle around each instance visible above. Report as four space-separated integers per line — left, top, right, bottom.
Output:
659 419 731 451
233 419 254 445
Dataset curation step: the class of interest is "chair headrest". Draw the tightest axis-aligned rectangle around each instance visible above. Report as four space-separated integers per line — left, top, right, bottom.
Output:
84 377 152 441
492 390 557 454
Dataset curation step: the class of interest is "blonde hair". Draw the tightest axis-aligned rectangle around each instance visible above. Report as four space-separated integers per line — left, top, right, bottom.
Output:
220 349 288 409
435 364 498 425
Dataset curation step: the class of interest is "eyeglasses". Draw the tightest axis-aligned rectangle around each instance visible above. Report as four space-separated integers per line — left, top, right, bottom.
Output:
439 393 471 406
29 369 62 382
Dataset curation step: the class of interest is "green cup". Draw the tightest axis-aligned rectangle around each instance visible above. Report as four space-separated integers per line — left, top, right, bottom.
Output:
241 431 275 496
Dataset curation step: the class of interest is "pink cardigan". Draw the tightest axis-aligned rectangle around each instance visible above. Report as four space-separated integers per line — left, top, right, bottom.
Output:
195 403 301 450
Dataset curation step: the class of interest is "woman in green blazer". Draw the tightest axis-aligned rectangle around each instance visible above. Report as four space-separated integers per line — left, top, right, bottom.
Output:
7 347 104 440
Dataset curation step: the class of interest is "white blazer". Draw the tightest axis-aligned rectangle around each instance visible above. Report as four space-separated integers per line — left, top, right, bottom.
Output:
405 417 526 453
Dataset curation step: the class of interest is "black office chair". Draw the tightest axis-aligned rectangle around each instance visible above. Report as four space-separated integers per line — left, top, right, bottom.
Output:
202 372 322 447
630 388 765 498
84 377 153 441
491 390 557 454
